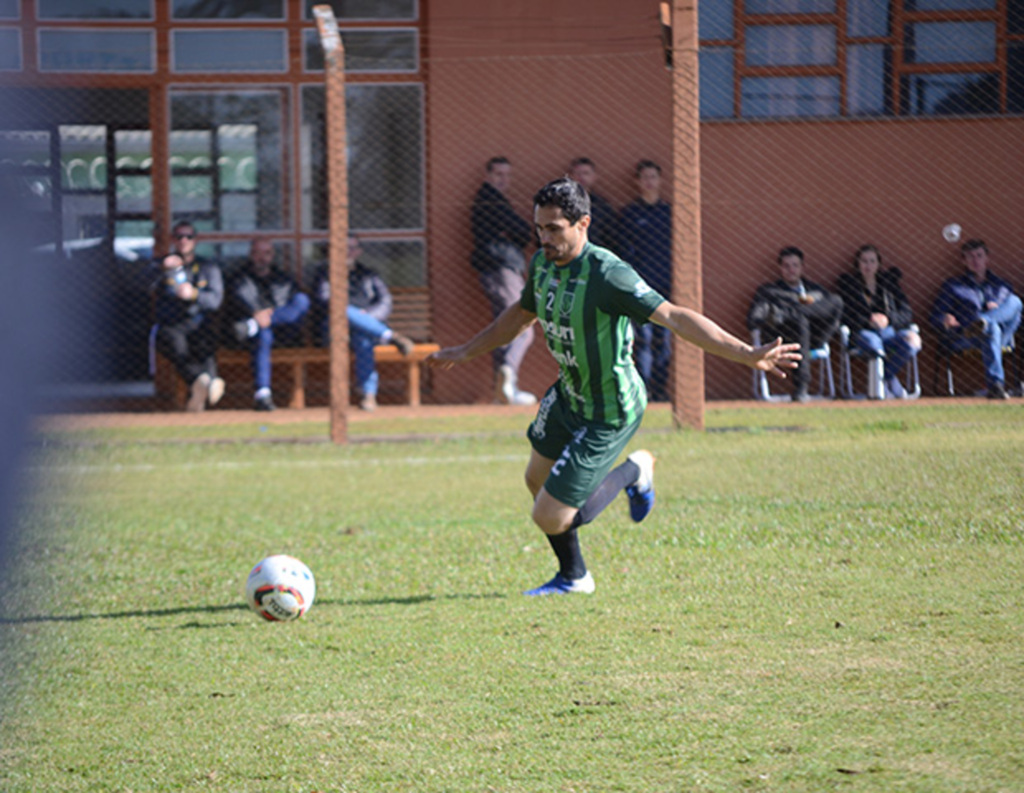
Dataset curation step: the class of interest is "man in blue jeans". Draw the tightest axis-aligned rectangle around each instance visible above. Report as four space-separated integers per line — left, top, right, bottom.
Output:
314 237 414 411
228 238 311 411
931 238 1023 399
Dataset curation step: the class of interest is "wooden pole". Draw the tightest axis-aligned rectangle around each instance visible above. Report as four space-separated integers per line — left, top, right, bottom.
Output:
669 0 705 431
313 5 349 444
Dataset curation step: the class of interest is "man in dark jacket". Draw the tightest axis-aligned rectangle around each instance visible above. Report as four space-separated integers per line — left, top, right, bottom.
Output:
930 238 1022 399
747 246 843 402
470 156 537 405
154 221 225 412
228 238 310 411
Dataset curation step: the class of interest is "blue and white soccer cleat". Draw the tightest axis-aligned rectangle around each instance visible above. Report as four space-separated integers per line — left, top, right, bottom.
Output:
523 571 596 596
624 449 656 522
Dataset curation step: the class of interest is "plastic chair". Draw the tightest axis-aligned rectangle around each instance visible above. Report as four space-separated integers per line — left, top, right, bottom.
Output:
933 330 1020 396
751 328 835 401
839 324 921 400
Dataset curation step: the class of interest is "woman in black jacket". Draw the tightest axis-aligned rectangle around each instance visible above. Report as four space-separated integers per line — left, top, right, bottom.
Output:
836 244 921 398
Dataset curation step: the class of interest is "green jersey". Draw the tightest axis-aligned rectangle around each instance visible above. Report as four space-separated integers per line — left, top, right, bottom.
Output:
520 242 665 426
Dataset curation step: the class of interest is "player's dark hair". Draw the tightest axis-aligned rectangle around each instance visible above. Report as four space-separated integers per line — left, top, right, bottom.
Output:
635 159 661 177
777 245 804 264
486 156 510 172
961 238 988 255
533 177 591 225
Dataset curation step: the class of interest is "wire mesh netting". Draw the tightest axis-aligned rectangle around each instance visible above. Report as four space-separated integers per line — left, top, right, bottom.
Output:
1 0 1022 418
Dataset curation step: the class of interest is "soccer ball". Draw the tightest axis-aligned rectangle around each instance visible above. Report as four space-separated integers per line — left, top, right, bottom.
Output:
245 555 316 622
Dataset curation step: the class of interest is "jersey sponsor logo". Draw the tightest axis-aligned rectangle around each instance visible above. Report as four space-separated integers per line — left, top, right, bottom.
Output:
551 348 578 368
538 317 575 343
633 281 652 298
530 388 558 439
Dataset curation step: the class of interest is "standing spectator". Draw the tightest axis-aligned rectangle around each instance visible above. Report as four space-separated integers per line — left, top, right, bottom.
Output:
747 246 843 402
930 238 1022 399
619 159 672 400
227 238 311 411
470 156 537 406
836 244 921 399
313 237 415 411
154 221 225 412
569 157 619 254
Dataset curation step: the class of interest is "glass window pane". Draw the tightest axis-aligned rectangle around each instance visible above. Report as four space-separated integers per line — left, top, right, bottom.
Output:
60 125 107 190
745 25 836 67
1009 0 1024 35
115 129 151 171
746 0 835 12
304 28 418 72
173 0 284 18
906 0 995 9
847 0 889 37
0 130 51 168
39 29 154 72
0 28 20 70
741 76 840 116
171 91 285 230
0 0 18 19
847 44 889 115
116 175 151 213
38 0 153 19
305 0 416 20
1009 41 1024 112
905 22 996 64
901 72 999 114
699 0 733 39
699 47 734 118
301 84 424 232
172 30 287 72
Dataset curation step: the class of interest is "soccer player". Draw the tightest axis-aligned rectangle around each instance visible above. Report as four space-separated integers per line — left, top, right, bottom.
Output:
430 177 800 596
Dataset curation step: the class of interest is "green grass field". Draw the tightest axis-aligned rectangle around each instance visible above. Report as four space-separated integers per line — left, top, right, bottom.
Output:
2 403 1023 792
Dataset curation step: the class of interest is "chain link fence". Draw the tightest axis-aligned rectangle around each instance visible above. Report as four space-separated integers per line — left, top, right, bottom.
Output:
1 0 1022 416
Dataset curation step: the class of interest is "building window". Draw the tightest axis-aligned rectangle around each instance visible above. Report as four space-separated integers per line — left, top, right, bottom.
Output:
37 0 154 20
172 0 285 20
0 28 20 70
0 0 18 19
38 28 154 72
303 27 418 72
304 0 417 21
172 30 288 72
698 0 1024 118
170 89 287 231
300 84 424 233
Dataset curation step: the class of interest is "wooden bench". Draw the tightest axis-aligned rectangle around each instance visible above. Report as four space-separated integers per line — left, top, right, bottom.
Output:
157 287 438 409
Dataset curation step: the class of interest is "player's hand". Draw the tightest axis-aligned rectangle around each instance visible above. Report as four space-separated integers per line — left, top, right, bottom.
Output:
752 336 801 379
254 308 274 329
427 345 470 370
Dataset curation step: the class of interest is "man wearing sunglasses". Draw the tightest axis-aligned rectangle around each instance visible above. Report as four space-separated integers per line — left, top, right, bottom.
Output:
153 221 225 411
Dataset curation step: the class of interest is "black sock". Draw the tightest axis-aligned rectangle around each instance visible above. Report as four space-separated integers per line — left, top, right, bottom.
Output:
571 459 640 529
546 529 587 581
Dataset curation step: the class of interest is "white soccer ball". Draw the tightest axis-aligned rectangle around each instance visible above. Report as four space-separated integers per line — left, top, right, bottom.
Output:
942 223 962 243
245 554 316 622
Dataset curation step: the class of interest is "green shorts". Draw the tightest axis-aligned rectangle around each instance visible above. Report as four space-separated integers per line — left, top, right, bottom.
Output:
527 384 644 508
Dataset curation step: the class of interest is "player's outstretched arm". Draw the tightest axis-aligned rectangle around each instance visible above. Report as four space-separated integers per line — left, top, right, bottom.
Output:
649 302 801 378
428 303 537 370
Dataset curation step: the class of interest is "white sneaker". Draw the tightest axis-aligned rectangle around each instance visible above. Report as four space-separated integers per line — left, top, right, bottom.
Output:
625 450 656 522
510 389 537 406
186 373 210 412
207 377 225 407
523 571 595 596
496 364 516 404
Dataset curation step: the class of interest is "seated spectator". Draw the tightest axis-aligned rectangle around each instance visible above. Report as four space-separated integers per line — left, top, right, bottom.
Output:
836 244 921 399
930 238 1022 399
227 238 311 411
314 236 415 411
747 245 843 402
153 222 225 412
